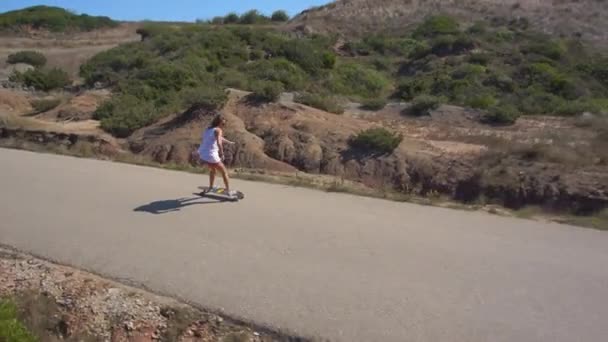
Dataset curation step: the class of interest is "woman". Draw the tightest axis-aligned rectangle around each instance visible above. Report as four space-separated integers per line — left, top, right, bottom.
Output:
198 114 236 197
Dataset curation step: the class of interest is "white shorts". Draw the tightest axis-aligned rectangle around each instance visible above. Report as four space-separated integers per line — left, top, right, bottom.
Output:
198 149 221 164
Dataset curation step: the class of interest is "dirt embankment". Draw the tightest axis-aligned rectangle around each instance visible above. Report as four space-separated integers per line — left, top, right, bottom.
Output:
125 91 608 214
0 247 303 342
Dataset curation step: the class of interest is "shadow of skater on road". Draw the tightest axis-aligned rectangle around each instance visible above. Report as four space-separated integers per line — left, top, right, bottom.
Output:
134 196 226 215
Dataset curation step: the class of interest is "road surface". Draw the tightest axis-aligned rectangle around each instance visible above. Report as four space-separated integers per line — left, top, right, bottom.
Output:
1 148 607 342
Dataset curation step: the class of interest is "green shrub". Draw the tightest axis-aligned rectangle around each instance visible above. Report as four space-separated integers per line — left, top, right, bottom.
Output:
451 63 486 80
295 92 344 114
481 104 521 125
349 128 403 154
519 62 575 97
241 58 307 91
0 299 36 342
239 10 268 25
430 35 474 56
271 10 289 22
395 79 429 101
95 95 158 138
408 41 432 59
30 98 61 113
224 13 240 24
556 98 608 116
414 15 460 37
468 21 487 35
521 41 565 60
466 94 497 109
591 59 608 87
322 52 337 69
181 86 227 110
361 98 387 111
408 95 441 116
518 90 565 114
493 29 516 42
249 80 284 102
279 39 330 75
483 74 515 92
80 44 155 86
468 53 490 65
0 5 117 32
216 69 248 89
328 63 389 98
210 16 224 25
11 68 71 91
6 51 46 67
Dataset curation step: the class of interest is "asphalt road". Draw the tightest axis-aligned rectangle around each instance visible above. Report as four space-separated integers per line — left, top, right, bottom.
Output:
1 148 607 342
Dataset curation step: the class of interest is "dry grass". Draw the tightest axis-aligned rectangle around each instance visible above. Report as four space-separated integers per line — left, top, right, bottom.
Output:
291 0 608 47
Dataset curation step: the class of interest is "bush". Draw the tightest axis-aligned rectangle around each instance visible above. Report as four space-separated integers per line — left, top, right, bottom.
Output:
521 41 565 60
483 74 515 92
181 85 227 110
224 13 240 24
414 15 460 37
482 105 521 125
95 95 158 137
7 51 46 67
349 128 403 154
322 52 337 69
271 10 289 22
518 90 565 114
466 94 497 109
395 79 429 101
468 53 490 65
30 98 61 113
328 63 389 98
408 95 441 116
279 39 330 75
0 299 36 342
11 68 71 91
241 58 307 91
451 63 485 80
361 98 387 111
408 41 432 59
249 80 283 102
295 92 344 114
216 69 248 89
430 35 474 56
0 5 117 32
556 98 608 116
468 21 487 35
239 10 268 25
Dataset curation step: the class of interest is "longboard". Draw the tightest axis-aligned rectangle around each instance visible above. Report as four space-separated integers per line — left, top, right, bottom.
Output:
197 186 245 202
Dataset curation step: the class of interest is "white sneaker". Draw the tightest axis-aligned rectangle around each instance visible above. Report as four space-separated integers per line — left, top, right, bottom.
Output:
204 186 218 193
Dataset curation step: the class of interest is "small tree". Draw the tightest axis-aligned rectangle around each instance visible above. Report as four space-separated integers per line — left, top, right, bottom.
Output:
271 10 289 22
224 13 239 24
240 10 262 25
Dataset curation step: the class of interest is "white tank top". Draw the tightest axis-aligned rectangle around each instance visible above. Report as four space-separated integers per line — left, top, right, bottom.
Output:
198 128 220 161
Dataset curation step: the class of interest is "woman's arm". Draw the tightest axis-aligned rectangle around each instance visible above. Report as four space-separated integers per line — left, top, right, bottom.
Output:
222 137 236 145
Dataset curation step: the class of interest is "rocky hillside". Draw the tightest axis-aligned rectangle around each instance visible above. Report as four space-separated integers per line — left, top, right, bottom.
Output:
291 0 608 47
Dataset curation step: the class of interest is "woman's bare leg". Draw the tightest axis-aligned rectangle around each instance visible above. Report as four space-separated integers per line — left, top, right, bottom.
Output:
209 165 217 189
217 163 230 191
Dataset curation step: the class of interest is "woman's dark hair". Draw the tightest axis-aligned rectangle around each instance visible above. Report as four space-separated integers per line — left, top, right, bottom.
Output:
210 114 225 128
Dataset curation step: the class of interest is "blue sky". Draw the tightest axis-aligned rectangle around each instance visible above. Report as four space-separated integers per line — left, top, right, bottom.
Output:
0 0 332 22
